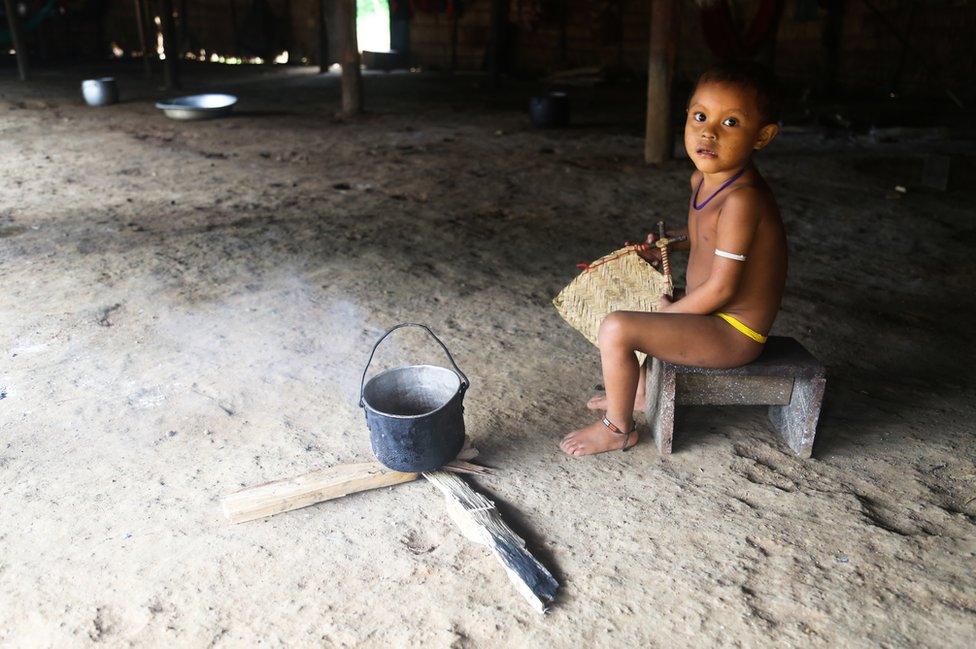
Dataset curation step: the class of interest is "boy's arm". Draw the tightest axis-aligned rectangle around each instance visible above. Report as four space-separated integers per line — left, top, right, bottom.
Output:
660 189 760 315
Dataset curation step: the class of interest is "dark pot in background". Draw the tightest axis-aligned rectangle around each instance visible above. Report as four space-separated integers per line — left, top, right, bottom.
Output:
81 78 118 107
529 92 570 128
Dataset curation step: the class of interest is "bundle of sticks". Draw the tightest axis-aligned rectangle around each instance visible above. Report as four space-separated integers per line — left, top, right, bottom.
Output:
222 438 558 614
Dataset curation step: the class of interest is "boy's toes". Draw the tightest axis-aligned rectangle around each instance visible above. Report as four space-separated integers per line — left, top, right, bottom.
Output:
560 434 583 455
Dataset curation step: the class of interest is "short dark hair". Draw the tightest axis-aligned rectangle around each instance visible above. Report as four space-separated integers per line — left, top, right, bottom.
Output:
693 61 781 125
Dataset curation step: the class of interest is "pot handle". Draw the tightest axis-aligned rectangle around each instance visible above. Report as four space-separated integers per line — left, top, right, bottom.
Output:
359 323 469 408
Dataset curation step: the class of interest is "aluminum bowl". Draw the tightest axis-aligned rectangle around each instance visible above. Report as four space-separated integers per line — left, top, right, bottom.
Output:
81 78 118 107
155 93 237 120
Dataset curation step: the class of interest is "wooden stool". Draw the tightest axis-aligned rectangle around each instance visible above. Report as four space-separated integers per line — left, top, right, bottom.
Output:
644 337 825 458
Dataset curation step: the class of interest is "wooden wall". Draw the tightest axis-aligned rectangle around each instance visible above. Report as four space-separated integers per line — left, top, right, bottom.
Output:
16 0 976 102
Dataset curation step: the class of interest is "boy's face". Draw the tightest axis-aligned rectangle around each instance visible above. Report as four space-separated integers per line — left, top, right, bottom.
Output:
684 81 778 175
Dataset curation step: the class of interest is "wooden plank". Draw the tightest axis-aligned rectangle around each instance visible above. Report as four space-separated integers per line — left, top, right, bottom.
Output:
222 462 416 524
423 471 558 614
223 441 481 524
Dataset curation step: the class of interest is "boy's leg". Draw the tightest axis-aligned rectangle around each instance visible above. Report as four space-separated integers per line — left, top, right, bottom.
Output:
585 355 647 411
560 311 762 456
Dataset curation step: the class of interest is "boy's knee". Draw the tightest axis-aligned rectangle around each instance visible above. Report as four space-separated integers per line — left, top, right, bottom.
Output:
598 312 628 347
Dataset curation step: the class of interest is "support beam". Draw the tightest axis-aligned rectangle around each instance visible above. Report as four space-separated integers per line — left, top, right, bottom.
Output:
487 0 505 87
450 5 459 71
229 0 240 56
3 0 29 81
644 0 677 165
134 0 153 79
178 0 189 52
317 0 329 73
819 0 844 98
339 0 362 115
159 0 180 89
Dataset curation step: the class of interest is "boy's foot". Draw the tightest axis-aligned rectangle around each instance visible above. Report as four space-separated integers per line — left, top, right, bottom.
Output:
586 392 645 412
560 418 638 457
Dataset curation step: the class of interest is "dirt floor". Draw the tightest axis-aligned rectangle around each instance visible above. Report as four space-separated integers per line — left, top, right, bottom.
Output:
1 62 974 648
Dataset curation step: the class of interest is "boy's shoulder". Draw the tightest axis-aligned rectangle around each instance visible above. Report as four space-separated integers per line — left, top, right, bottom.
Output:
729 168 776 204
720 177 779 225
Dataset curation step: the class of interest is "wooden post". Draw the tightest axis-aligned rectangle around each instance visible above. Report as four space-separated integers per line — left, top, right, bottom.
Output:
159 0 180 89
487 0 504 87
134 0 153 79
887 0 915 96
229 0 240 56
644 0 677 165
317 0 329 73
178 0 189 52
339 0 363 115
450 5 459 71
819 0 843 98
3 0 29 81
558 3 568 65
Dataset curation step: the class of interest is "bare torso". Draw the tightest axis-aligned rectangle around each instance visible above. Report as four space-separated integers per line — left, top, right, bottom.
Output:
686 167 787 334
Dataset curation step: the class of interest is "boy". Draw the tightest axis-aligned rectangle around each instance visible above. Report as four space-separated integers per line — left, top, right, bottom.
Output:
561 62 787 457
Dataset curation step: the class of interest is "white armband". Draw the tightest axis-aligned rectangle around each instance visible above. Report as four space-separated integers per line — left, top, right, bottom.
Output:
715 249 747 262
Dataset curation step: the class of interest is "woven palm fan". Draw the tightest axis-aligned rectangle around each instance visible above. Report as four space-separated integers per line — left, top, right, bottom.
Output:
553 223 680 365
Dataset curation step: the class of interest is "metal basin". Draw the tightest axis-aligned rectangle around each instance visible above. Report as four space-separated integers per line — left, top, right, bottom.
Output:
82 78 118 107
155 93 237 120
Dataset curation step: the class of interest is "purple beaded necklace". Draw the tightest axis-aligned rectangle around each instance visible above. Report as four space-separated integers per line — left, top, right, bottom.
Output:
692 166 748 210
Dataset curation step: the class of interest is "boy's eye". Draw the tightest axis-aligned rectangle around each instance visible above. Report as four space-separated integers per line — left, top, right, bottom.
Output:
722 117 738 127
693 112 706 123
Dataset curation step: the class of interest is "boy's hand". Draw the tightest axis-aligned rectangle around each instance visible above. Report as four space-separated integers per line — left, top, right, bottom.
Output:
627 233 663 269
658 293 673 312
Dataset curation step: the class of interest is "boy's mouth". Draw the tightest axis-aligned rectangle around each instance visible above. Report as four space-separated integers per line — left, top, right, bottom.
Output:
695 147 718 159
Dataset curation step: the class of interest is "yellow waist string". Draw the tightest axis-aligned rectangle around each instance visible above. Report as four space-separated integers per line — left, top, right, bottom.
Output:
715 312 768 344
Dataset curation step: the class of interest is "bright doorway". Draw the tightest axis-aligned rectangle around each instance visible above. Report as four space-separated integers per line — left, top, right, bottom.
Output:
357 0 390 52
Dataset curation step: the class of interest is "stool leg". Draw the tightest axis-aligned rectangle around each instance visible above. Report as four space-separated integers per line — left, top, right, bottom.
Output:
768 374 825 458
645 358 676 455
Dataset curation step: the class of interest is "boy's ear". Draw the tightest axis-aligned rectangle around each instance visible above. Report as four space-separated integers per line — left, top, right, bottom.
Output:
754 123 779 150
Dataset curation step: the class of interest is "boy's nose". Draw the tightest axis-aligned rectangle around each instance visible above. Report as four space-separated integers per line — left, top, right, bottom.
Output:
700 130 716 140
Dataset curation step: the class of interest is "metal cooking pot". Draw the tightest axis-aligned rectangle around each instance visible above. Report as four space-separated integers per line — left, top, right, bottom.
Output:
359 323 468 472
81 78 118 107
529 91 570 128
